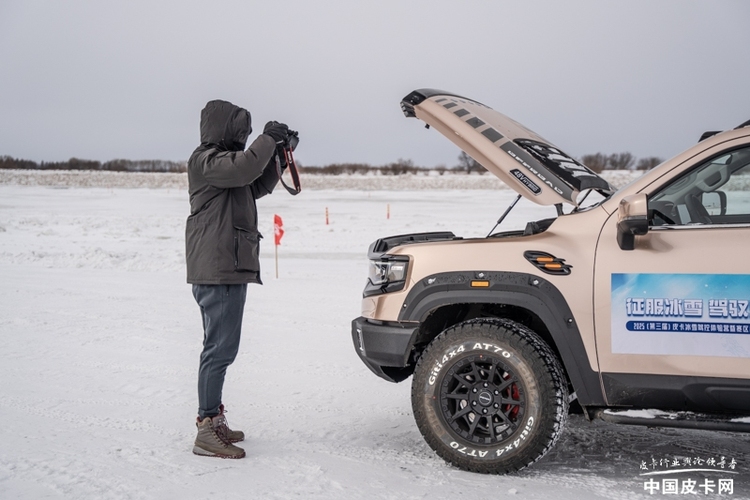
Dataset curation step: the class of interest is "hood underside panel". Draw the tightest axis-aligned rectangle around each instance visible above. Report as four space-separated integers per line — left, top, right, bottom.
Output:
402 89 612 206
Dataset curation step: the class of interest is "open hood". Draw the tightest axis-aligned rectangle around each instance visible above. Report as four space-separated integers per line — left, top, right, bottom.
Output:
402 89 612 206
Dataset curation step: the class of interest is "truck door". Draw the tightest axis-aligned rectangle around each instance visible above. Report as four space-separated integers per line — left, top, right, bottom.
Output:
593 142 750 411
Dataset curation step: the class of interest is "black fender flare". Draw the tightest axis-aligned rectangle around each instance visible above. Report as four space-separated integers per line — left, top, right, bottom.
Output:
398 270 605 406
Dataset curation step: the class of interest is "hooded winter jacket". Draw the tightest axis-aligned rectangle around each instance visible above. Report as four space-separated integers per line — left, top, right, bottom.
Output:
185 100 280 284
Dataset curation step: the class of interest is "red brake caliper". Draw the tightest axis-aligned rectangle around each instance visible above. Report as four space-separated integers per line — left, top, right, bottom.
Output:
502 374 521 419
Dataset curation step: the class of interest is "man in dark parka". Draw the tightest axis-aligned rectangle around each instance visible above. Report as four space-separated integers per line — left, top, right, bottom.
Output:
186 99 290 458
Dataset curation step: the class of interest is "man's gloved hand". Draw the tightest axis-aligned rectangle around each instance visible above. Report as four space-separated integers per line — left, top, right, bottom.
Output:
263 121 289 144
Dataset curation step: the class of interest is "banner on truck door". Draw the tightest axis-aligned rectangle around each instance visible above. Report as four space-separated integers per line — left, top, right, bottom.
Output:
611 273 750 358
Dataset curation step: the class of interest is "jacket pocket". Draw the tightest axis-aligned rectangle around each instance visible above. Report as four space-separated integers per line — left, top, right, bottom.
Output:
234 228 262 272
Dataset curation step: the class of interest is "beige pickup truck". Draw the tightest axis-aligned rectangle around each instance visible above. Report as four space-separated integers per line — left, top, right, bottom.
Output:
351 88 750 474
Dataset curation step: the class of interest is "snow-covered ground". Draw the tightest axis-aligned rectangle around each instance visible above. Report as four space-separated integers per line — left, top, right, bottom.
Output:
1 172 748 499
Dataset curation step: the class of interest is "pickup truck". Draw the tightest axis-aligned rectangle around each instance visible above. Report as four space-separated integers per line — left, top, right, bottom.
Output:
352 88 750 473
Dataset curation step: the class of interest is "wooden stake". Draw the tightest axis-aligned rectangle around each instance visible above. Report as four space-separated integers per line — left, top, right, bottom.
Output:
275 242 279 279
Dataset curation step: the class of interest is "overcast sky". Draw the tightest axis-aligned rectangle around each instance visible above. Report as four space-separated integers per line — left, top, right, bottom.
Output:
1 1 748 168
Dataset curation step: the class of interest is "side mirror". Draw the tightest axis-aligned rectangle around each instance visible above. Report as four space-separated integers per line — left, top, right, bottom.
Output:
617 194 649 251
702 191 727 216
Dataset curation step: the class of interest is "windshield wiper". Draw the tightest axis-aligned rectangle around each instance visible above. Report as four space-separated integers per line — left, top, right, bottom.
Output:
572 190 592 212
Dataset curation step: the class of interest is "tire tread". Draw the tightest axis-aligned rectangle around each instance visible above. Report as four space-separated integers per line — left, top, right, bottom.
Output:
411 318 569 474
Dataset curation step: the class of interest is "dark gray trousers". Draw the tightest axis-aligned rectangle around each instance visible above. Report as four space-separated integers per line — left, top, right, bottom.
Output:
192 284 248 419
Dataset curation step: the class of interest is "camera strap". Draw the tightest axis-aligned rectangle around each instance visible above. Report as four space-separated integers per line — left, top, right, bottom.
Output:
275 147 301 195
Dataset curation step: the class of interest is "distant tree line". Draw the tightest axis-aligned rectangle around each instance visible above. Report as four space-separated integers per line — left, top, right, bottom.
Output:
0 156 186 172
579 152 663 173
299 158 433 175
1 150 663 175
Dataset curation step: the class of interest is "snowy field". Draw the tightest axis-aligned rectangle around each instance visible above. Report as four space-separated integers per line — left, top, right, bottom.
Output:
1 171 748 499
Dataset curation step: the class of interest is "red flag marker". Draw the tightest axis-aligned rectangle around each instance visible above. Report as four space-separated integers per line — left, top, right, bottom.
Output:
274 214 284 246
274 214 284 278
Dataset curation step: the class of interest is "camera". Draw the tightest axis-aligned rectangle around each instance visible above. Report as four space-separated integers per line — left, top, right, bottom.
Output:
276 128 301 195
285 129 299 151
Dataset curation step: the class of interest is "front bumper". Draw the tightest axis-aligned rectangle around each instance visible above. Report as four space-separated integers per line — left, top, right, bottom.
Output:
351 316 419 383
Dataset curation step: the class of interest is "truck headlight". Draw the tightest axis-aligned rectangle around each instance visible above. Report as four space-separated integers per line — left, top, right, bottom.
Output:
365 256 409 295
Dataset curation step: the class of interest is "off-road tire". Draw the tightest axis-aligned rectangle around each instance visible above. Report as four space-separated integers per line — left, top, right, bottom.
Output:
411 318 568 474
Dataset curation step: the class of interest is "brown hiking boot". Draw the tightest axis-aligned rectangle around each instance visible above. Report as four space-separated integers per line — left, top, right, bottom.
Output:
218 404 245 443
193 415 245 459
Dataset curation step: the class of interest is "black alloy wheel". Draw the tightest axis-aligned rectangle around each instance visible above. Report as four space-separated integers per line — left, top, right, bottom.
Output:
411 318 568 474
440 355 525 445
